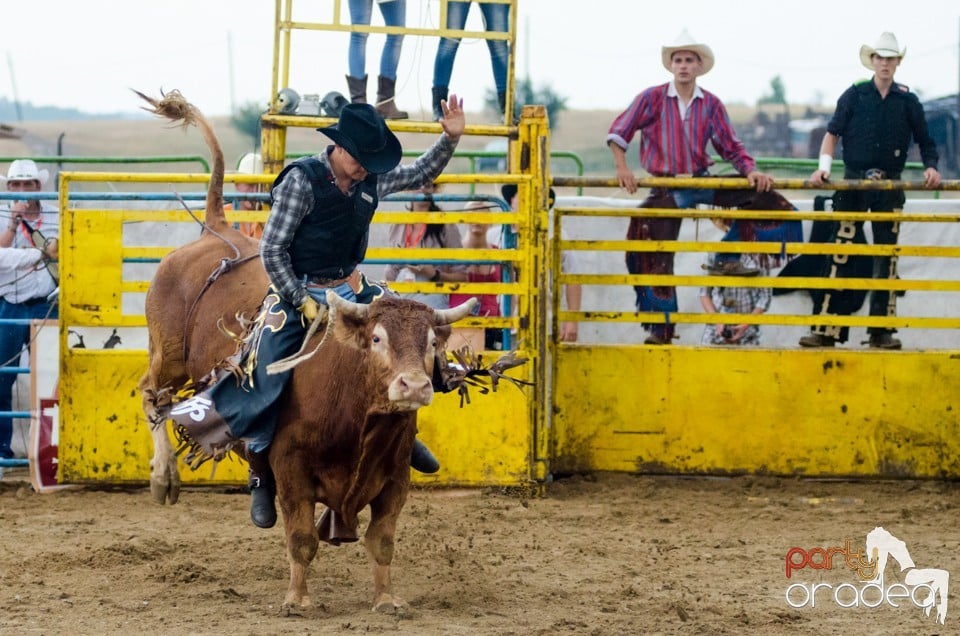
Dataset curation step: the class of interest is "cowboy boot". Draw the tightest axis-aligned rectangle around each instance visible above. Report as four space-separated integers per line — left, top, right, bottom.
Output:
410 437 439 474
345 74 367 104
247 449 277 528
375 75 408 120
432 85 448 122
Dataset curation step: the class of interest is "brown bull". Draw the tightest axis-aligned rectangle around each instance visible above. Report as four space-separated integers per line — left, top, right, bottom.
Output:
136 89 477 611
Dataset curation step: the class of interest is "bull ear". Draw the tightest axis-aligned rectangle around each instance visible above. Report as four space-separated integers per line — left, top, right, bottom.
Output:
434 297 477 326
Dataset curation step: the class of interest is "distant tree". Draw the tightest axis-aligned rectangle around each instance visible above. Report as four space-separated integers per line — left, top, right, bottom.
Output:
758 76 787 105
484 78 568 128
230 101 263 149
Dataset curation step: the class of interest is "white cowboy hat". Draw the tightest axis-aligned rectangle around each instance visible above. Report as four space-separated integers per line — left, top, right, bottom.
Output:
662 29 715 75
2 159 49 186
860 32 906 70
234 152 263 174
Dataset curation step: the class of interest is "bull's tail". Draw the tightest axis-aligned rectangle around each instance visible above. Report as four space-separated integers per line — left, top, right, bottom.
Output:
133 88 228 233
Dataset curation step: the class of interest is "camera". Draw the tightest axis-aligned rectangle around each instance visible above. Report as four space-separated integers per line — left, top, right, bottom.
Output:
721 327 733 339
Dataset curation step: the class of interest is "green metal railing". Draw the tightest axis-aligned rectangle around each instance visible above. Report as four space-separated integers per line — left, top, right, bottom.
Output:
1 155 211 173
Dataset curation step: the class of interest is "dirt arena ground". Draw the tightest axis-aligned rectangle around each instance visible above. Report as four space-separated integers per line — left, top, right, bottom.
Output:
1 470 957 635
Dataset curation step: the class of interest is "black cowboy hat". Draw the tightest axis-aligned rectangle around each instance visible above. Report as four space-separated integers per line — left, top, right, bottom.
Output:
317 103 401 174
500 184 556 208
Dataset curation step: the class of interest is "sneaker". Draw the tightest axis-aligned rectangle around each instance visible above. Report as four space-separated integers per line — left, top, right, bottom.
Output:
798 333 837 348
865 333 902 350
702 261 760 277
644 334 668 345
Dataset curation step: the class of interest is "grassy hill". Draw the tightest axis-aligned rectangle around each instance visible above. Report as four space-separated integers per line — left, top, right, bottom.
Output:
0 107 622 171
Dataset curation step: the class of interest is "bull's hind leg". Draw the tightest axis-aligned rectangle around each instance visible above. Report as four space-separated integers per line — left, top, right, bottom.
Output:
365 479 410 612
278 485 319 611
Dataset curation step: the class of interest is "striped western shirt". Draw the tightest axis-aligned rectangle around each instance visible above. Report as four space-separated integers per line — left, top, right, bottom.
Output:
606 82 756 178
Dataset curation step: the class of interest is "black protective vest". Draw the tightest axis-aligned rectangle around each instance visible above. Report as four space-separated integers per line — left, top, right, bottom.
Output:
274 157 379 280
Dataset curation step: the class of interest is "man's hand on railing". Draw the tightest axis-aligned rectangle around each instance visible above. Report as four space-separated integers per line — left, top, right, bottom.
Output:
746 171 773 192
615 164 638 194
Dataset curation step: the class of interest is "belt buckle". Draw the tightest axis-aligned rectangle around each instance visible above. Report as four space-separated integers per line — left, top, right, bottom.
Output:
307 277 339 289
865 168 886 181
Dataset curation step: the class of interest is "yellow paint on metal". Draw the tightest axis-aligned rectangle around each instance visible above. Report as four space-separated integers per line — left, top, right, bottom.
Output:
552 345 960 478
413 386 532 487
60 211 124 326
56 346 531 485
551 175 960 192
58 350 247 483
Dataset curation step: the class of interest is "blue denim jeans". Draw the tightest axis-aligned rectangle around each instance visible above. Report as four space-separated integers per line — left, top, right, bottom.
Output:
0 297 58 458
348 0 406 79
228 274 386 453
669 187 715 210
433 1 509 92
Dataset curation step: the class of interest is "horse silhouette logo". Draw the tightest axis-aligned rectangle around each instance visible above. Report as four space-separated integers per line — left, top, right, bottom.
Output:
865 526 949 625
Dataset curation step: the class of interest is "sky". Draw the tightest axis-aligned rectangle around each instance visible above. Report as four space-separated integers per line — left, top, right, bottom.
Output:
2 1 959 119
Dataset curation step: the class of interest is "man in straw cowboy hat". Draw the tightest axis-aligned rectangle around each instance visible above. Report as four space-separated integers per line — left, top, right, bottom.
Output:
802 32 940 350
0 159 59 460
168 96 466 528
606 29 801 345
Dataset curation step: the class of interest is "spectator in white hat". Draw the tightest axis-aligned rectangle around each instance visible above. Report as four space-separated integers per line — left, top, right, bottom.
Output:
231 152 266 239
0 158 59 460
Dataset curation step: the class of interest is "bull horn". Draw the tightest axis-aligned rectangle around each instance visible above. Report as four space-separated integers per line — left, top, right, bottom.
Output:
326 289 370 319
434 297 478 326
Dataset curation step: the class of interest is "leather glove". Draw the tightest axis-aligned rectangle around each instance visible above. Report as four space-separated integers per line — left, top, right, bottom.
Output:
299 296 320 323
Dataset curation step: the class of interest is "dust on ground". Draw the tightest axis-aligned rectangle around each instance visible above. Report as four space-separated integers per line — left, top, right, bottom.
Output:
1 470 957 635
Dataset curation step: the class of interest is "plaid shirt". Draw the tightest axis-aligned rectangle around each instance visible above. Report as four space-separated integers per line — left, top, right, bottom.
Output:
699 281 772 345
606 82 755 177
261 134 458 305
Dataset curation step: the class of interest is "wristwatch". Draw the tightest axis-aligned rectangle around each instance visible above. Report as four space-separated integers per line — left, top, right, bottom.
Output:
430 269 442 282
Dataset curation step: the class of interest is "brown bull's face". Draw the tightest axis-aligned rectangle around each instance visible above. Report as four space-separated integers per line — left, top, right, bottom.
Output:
372 318 439 411
327 294 477 413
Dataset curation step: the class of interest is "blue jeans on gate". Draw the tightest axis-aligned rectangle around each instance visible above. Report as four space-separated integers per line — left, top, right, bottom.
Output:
433 1 509 93
0 297 58 458
670 187 715 210
671 187 743 270
349 0 406 80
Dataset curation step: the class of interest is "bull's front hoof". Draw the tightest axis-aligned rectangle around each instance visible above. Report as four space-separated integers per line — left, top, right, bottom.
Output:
372 593 407 614
282 592 311 613
149 474 181 505
280 603 306 617
149 454 181 504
